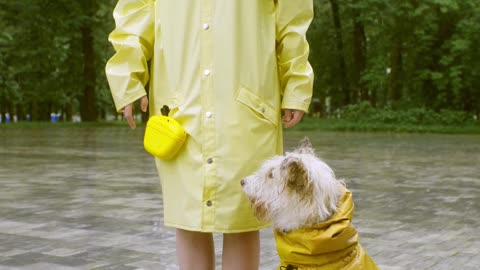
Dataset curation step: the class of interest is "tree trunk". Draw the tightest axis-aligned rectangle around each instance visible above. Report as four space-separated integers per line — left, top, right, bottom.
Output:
80 0 97 122
65 101 73 122
351 1 368 103
16 104 24 121
329 0 350 106
389 41 403 109
422 7 457 110
370 89 377 108
31 102 38 121
0 98 5 123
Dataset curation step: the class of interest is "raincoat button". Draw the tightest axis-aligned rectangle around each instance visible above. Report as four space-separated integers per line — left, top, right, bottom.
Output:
203 23 210 30
207 158 213 164
204 69 211 76
260 107 266 113
206 200 212 207
206 112 213 118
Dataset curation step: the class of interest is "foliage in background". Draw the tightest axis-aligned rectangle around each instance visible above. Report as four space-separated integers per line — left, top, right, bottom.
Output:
308 0 480 117
0 0 479 123
340 101 475 126
0 0 116 121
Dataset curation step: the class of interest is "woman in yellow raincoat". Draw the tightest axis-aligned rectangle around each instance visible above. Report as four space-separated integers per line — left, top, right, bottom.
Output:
106 0 314 269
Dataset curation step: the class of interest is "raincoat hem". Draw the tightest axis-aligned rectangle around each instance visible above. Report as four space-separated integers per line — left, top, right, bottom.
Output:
164 221 271 233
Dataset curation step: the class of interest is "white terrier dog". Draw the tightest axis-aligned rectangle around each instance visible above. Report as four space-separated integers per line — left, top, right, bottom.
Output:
241 139 378 270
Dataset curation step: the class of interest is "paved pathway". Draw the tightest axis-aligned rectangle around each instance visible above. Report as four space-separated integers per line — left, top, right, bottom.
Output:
0 127 479 269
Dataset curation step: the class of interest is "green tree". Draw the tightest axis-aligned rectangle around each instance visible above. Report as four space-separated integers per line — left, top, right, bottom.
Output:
307 0 479 117
1 0 479 122
0 0 116 122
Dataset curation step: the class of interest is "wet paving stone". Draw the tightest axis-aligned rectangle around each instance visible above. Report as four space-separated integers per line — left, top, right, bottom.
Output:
1 127 479 269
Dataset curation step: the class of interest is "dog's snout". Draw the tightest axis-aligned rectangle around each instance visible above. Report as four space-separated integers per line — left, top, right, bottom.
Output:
240 179 245 186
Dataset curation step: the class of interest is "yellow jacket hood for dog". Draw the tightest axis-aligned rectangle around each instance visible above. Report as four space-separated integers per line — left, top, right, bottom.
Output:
106 0 314 232
274 188 378 270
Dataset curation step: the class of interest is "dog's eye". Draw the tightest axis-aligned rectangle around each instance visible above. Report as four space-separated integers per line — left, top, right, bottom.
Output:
268 171 273 178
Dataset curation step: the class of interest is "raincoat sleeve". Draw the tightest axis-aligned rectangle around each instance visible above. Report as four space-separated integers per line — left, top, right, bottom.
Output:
105 0 155 112
275 0 314 112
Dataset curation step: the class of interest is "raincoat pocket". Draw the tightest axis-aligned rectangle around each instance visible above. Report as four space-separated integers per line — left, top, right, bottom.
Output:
235 85 278 127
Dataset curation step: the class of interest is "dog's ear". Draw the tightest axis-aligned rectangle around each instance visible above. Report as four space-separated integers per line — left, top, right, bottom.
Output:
281 157 309 192
294 137 315 155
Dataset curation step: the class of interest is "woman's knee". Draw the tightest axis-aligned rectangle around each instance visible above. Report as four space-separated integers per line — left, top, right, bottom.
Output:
223 230 260 247
176 229 214 245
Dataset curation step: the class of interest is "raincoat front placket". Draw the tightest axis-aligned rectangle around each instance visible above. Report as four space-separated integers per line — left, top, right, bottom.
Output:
200 0 217 228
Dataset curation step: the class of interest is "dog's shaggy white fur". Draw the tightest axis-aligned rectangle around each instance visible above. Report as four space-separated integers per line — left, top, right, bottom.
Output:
241 138 379 269
241 138 343 231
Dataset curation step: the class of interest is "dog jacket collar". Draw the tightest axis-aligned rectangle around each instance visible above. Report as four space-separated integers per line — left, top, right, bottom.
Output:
274 187 377 269
280 265 298 270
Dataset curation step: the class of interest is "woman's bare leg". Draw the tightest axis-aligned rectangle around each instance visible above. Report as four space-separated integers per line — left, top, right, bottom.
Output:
176 229 215 270
222 231 260 270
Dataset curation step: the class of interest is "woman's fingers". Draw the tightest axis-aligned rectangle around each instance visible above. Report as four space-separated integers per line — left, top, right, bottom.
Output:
124 96 148 129
140 96 149 112
282 109 293 123
282 109 304 128
124 103 136 129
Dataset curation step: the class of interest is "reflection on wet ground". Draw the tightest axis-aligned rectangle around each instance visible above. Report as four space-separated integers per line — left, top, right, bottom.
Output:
0 126 479 269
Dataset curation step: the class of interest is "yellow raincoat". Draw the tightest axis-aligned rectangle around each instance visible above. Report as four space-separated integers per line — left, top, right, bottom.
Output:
274 188 378 270
106 0 314 232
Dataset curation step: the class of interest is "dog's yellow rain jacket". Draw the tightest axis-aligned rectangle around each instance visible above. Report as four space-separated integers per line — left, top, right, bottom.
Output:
106 0 314 232
274 188 379 270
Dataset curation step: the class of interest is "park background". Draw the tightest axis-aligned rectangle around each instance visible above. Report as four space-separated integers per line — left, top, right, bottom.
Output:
0 0 479 132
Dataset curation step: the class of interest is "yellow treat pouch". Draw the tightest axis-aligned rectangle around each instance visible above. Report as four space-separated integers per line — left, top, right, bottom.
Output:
144 106 187 160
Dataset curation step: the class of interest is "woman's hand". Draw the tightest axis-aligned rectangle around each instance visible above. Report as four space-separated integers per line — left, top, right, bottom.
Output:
282 109 304 128
123 95 149 129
